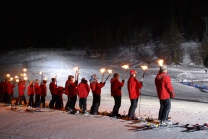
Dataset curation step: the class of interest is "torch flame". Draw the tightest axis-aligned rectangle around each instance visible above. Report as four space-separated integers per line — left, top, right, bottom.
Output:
10 77 13 81
44 78 47 80
15 76 18 79
24 77 28 80
6 74 10 78
23 68 27 72
122 65 129 69
158 59 164 66
39 71 43 75
100 68 105 73
73 67 79 71
23 73 27 77
16 79 19 82
108 69 113 74
141 65 148 71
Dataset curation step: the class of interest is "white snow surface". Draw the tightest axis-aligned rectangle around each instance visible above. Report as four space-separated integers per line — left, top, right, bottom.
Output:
1 44 208 139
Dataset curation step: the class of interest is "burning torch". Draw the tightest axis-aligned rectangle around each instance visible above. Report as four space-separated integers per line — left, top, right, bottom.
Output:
15 76 19 83
141 65 148 83
73 67 79 81
104 69 113 83
39 71 43 83
158 59 164 67
100 68 105 83
121 65 129 80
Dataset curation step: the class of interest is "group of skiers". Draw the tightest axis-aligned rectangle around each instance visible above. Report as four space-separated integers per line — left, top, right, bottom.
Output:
0 65 175 124
0 78 47 108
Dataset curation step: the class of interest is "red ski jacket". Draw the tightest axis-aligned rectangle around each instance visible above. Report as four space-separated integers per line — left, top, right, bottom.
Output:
67 80 78 98
90 80 105 95
110 78 124 96
127 76 143 99
7 82 15 94
3 81 8 93
77 82 90 98
40 83 47 96
65 80 70 95
34 83 41 95
155 72 175 100
27 85 34 96
49 82 58 95
18 84 26 96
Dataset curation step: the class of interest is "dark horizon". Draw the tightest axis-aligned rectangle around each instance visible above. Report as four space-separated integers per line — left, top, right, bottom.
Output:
1 0 208 50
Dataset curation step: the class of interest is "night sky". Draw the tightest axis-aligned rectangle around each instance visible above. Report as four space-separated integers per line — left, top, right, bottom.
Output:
1 0 208 50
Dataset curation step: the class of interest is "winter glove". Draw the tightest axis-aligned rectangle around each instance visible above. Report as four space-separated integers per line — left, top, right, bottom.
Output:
122 79 125 83
75 80 78 85
170 91 175 98
100 82 102 84
103 82 106 85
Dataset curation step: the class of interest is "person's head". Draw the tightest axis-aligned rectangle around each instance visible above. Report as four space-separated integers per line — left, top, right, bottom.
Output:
91 74 97 80
114 73 119 79
30 81 34 85
130 69 137 77
35 79 39 83
68 75 74 81
51 78 56 82
43 80 47 84
159 65 167 73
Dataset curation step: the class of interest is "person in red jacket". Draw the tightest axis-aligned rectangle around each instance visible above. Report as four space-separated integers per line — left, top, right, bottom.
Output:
67 75 78 113
0 80 4 102
155 65 175 125
127 69 143 120
110 73 124 117
64 76 71 110
27 81 34 107
17 80 27 106
77 78 90 114
34 79 41 108
40 80 47 108
3 79 8 103
7 80 15 105
49 78 58 108
89 74 105 115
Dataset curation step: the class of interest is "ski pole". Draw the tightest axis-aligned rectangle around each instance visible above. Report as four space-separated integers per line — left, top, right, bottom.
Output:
104 69 112 83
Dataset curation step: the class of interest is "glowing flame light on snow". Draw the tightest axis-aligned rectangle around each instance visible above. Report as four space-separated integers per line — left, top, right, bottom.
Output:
108 69 112 74
158 59 164 66
141 65 148 71
122 65 129 69
100 68 105 73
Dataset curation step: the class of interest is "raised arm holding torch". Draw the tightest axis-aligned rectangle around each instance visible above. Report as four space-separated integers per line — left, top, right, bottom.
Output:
39 71 43 83
104 69 113 83
121 65 129 80
100 68 105 83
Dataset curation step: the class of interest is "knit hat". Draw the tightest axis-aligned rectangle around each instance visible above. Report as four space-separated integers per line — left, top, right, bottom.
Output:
159 65 167 72
130 69 137 75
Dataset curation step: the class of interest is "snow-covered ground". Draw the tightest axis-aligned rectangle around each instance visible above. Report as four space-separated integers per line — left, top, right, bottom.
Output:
1 44 208 139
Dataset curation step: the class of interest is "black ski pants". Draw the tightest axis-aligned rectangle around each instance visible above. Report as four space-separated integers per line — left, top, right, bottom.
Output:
69 95 77 111
28 95 34 107
128 98 138 118
79 98 87 113
90 93 100 114
35 94 41 107
49 94 58 108
65 95 71 110
112 96 121 116
7 93 12 104
158 98 171 121
40 96 46 107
